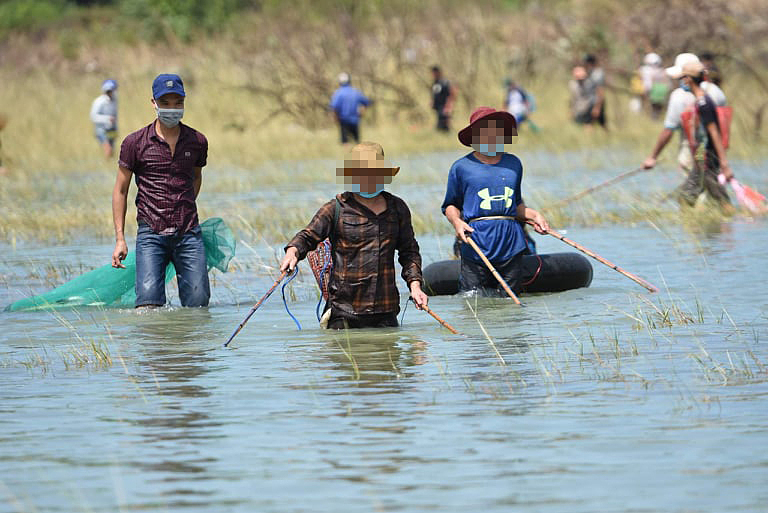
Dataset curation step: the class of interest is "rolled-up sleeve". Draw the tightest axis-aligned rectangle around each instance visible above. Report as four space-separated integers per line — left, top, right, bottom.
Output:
441 164 462 214
286 199 336 260
118 133 136 171
195 133 208 168
395 200 423 285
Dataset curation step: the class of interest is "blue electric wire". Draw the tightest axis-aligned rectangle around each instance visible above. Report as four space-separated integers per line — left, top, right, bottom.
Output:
282 267 302 330
399 296 410 326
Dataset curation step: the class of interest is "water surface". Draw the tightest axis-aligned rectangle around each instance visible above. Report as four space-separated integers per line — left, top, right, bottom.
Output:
1 154 767 513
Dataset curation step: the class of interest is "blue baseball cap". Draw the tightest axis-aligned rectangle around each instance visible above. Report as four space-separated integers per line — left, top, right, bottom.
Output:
152 73 185 99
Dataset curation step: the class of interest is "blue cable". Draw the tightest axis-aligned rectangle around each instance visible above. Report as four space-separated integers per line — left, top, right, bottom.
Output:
282 267 302 330
400 296 410 326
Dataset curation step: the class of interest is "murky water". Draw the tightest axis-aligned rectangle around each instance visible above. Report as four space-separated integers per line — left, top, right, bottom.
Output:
2 153 767 512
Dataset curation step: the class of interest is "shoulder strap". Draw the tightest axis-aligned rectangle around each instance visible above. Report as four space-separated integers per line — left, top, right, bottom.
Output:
329 196 341 244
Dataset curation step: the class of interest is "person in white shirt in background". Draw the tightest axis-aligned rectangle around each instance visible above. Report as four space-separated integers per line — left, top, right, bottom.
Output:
642 53 725 173
638 52 671 119
91 79 118 159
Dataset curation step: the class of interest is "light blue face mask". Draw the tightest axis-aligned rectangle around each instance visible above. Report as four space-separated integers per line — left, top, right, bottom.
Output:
156 107 184 127
472 143 505 157
358 184 385 198
679 79 691 92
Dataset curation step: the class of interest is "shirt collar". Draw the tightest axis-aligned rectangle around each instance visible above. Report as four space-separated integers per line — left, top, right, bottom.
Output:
148 120 188 142
342 191 392 216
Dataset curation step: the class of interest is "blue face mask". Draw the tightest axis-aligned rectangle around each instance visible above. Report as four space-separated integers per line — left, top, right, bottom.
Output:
472 143 505 157
679 79 691 92
358 184 385 198
346 182 385 197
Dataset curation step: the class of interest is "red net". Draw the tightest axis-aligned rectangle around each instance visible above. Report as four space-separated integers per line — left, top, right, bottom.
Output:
306 238 333 300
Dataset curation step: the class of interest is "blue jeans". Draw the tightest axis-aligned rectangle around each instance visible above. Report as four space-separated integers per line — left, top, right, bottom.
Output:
135 223 210 307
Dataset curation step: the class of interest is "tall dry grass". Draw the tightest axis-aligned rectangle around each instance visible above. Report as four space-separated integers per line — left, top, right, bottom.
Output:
0 0 766 242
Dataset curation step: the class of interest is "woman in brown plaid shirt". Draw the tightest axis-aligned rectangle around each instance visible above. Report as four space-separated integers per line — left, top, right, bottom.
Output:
280 142 428 329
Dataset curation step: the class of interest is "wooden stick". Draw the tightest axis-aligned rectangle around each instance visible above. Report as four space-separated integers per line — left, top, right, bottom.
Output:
421 304 460 334
465 236 522 305
224 270 288 347
530 222 659 293
553 166 645 208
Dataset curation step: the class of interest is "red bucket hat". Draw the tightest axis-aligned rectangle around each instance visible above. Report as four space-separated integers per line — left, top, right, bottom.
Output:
458 107 518 147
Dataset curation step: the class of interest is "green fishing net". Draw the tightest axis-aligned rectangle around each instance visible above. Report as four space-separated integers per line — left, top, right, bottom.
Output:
5 218 236 312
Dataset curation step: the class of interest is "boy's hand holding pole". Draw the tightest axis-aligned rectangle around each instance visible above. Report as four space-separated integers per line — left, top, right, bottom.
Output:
280 247 299 273
409 281 429 310
521 207 549 234
445 205 473 243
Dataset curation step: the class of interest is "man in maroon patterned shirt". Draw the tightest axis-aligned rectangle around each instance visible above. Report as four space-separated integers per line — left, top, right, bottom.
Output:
111 73 210 308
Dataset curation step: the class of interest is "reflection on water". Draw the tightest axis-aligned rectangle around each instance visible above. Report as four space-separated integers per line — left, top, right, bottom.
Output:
320 330 428 386
128 310 229 509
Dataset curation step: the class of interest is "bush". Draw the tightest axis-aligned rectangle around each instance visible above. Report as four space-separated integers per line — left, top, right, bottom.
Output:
0 0 69 38
118 0 254 41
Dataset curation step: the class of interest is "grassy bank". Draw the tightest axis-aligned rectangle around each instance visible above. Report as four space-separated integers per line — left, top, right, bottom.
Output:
1 1 766 243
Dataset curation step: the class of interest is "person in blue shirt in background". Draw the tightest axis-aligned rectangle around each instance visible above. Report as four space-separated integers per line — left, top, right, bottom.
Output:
329 73 372 148
442 107 549 296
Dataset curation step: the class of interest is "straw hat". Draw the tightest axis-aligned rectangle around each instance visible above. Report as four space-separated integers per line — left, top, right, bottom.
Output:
340 142 400 176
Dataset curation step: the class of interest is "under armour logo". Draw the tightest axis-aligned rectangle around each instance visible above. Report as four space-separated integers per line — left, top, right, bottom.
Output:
478 187 514 210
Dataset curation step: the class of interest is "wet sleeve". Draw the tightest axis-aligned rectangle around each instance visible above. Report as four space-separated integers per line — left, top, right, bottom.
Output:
286 199 336 260
396 200 423 286
440 164 462 214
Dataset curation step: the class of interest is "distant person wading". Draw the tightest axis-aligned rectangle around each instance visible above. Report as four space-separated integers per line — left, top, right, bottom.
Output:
643 52 729 207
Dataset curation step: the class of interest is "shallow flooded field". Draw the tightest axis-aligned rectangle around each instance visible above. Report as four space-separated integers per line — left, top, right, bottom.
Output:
1 152 767 512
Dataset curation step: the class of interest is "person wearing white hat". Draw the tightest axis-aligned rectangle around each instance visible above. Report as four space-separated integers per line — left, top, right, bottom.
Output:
674 60 732 206
329 73 371 148
638 52 669 119
642 53 726 173
90 79 118 159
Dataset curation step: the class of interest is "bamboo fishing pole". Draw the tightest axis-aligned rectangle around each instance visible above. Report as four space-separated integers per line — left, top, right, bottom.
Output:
421 304 460 334
465 236 523 305
529 222 659 293
224 270 288 347
553 166 647 208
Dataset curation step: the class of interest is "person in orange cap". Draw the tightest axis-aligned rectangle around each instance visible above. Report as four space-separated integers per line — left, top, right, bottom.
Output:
442 107 549 296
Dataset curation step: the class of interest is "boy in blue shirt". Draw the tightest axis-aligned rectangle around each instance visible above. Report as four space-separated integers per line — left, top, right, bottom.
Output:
442 107 549 295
